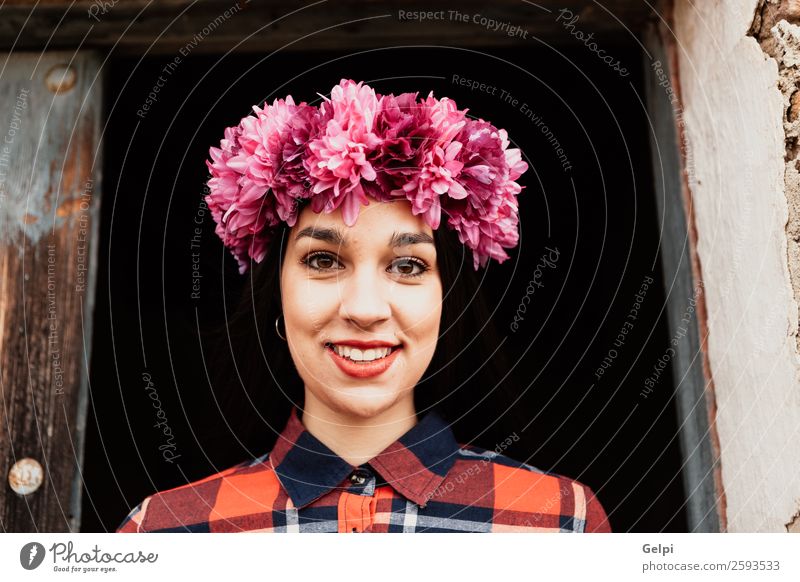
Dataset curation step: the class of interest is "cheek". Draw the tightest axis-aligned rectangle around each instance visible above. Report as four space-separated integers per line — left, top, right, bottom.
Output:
399 284 443 342
281 269 336 340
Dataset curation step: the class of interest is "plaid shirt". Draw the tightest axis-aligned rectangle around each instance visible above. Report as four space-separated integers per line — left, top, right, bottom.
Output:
117 407 611 533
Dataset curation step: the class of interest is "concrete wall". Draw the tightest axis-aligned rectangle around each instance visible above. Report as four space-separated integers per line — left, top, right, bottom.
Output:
673 0 800 531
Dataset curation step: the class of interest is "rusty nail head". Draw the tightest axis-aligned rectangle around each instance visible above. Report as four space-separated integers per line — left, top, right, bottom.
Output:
8 458 44 495
45 64 77 94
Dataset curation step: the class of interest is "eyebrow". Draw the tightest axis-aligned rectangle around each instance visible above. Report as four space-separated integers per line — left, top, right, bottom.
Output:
294 226 434 248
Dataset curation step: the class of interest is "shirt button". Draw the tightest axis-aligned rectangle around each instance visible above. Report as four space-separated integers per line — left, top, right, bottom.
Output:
349 468 370 485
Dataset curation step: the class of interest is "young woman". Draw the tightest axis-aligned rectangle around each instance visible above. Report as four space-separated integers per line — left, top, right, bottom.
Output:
117 80 610 533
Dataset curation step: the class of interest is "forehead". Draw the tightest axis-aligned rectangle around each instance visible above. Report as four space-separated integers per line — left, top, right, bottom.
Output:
291 198 433 241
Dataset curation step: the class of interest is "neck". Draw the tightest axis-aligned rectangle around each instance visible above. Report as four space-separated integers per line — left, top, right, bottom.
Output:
300 393 418 466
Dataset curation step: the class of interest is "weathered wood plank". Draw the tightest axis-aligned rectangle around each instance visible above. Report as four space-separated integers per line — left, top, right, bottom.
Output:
0 51 103 532
0 1 657 54
642 21 724 532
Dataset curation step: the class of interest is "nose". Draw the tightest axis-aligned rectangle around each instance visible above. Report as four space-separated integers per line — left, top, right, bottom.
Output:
338 264 392 328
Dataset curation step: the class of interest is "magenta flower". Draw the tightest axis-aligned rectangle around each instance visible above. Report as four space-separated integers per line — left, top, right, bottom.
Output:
372 92 434 195
394 141 467 230
438 120 527 269
305 80 383 226
205 80 528 273
386 93 469 229
205 96 312 272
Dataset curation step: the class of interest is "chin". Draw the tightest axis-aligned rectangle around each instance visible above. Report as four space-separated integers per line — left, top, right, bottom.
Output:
324 386 410 420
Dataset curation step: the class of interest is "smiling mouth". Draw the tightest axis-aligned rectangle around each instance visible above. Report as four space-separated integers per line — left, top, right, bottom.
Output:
323 342 402 363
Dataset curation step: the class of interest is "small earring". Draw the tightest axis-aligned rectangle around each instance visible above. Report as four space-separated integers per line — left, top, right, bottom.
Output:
275 314 287 341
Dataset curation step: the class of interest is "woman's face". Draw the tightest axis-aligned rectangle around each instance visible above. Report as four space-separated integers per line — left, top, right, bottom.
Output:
280 196 443 420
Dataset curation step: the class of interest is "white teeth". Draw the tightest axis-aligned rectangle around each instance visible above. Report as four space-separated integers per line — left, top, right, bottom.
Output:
330 344 393 362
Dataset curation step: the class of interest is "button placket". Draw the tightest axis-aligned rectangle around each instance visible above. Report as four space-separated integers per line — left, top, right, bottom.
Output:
346 466 377 498
338 487 373 533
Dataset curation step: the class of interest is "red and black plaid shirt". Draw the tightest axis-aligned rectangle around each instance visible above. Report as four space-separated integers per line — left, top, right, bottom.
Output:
117 407 611 533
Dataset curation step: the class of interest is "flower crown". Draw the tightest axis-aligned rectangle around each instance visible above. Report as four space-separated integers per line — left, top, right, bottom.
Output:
205 79 528 273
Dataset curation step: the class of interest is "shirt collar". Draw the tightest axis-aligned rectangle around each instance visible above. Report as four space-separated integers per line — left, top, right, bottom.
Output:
269 406 460 509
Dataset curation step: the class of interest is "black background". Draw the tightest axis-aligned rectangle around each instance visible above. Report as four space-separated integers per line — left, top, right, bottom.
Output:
81 42 687 533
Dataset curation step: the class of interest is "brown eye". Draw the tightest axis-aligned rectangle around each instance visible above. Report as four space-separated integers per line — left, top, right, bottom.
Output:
303 252 341 271
389 257 429 278
313 255 334 269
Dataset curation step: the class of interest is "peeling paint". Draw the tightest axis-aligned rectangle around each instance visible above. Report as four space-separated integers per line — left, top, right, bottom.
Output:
0 56 96 249
55 197 86 218
786 503 800 531
750 4 800 352
674 0 800 531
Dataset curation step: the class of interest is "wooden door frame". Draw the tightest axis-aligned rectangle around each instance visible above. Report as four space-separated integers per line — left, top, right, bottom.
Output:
0 0 724 532
0 51 103 532
641 15 725 532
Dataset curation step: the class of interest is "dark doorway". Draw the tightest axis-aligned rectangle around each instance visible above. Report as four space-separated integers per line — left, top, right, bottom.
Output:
81 43 688 532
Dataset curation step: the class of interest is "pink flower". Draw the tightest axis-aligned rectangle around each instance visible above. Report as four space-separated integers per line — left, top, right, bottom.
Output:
205 96 314 272
204 80 528 273
424 94 468 144
456 121 511 208
386 93 469 229
272 102 319 225
439 120 527 268
394 141 467 230
372 92 434 195
447 189 520 270
305 80 382 226
240 96 317 224
502 131 528 181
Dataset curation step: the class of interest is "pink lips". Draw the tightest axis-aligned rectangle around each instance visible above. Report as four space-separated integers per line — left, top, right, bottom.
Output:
325 343 402 378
